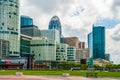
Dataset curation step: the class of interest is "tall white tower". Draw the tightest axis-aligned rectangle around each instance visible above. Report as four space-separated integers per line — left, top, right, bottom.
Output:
0 0 20 57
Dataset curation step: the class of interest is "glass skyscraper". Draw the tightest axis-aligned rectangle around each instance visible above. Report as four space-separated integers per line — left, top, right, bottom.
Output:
21 16 33 27
93 26 105 59
48 16 62 35
88 32 93 57
0 0 20 57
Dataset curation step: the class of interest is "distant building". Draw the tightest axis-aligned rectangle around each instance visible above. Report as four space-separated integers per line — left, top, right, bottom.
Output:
40 29 60 43
63 37 79 48
105 54 110 61
67 46 76 62
21 26 40 37
76 48 90 63
79 42 85 49
0 0 20 57
21 16 33 28
88 32 93 57
93 26 105 59
49 16 62 35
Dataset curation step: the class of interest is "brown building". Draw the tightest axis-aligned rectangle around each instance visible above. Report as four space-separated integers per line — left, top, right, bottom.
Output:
63 37 79 48
79 42 85 49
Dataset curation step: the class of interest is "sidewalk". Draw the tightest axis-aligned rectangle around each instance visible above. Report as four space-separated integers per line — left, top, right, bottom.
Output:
0 75 119 80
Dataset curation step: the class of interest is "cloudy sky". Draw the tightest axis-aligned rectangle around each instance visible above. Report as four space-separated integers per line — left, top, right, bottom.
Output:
20 0 120 64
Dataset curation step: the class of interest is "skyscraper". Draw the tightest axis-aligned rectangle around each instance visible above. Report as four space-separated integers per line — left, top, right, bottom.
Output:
93 26 105 59
88 32 93 57
49 16 62 35
0 0 20 57
21 16 33 28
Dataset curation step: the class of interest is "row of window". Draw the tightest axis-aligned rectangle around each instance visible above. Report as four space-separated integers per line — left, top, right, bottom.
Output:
30 44 55 47
0 27 18 31
0 31 18 35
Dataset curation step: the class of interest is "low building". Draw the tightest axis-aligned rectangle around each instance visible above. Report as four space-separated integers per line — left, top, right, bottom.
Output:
76 48 90 63
94 58 111 67
56 43 68 62
20 34 32 57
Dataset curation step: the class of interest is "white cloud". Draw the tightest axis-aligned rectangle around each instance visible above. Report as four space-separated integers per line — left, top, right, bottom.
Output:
20 0 120 64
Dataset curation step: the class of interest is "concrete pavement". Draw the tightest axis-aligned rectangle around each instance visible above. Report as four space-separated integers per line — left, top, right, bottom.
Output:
0 75 119 80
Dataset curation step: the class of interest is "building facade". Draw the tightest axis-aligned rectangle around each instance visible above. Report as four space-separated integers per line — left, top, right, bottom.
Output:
20 34 32 57
67 46 76 62
93 26 105 59
49 16 62 35
21 26 40 37
88 32 93 57
40 29 60 43
76 48 90 63
79 42 85 49
56 43 68 62
0 39 9 58
64 37 79 48
21 16 33 27
30 37 56 62
0 0 20 56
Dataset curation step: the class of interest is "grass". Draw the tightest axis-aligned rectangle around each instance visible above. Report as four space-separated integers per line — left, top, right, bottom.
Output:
0 70 120 78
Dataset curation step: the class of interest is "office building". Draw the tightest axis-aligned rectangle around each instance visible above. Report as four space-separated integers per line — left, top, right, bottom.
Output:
0 39 9 58
30 37 56 62
21 26 40 37
76 48 90 63
56 43 68 62
79 42 85 49
105 54 110 61
40 29 60 43
20 34 32 57
93 26 105 59
64 37 79 48
21 16 33 28
0 0 20 56
49 16 62 35
67 46 76 62
88 32 93 57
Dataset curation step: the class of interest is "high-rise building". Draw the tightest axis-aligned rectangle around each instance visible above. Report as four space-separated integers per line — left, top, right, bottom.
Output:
88 32 93 57
21 16 33 28
0 0 20 57
93 26 105 59
49 16 62 35
40 29 60 43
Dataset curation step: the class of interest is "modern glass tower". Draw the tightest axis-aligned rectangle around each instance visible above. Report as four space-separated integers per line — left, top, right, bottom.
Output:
48 16 62 35
93 26 105 59
21 16 33 27
88 32 93 57
0 0 20 57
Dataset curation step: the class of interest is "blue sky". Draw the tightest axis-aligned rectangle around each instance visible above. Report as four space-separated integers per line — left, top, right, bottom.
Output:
95 18 120 28
20 0 120 64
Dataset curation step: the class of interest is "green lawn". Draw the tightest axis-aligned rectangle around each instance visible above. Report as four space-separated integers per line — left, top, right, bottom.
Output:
0 70 120 78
